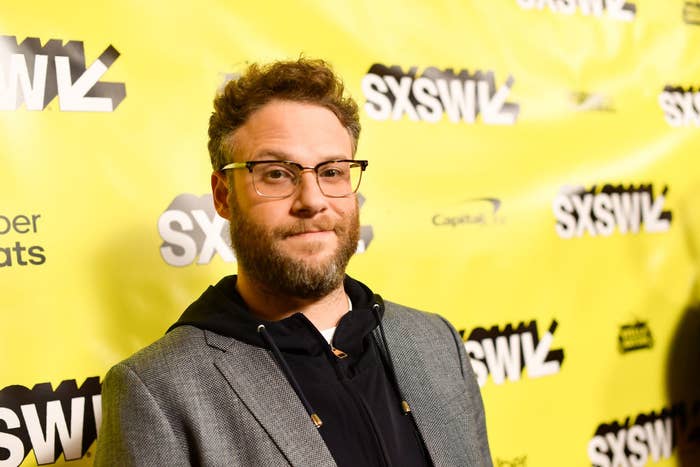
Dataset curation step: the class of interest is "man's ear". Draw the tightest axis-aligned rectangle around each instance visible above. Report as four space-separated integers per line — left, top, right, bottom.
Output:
212 171 232 219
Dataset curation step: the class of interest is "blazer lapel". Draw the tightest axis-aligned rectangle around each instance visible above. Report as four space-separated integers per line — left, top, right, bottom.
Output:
206 331 337 467
376 308 471 467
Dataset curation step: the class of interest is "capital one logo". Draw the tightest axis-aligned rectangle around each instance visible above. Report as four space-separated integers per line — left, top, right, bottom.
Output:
158 193 373 267
0 36 125 112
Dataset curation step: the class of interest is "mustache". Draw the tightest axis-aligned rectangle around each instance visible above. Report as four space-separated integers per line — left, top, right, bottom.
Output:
276 219 343 238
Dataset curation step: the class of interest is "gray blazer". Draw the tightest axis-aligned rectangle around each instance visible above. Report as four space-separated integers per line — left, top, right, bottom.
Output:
95 302 492 466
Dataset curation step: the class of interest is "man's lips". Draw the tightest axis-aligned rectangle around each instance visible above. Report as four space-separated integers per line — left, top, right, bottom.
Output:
285 230 334 239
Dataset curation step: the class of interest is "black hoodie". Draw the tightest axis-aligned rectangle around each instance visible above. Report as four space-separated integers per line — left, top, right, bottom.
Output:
169 275 431 467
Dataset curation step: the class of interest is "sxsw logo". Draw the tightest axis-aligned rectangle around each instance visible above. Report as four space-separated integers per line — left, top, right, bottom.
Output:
659 85 700 127
460 319 564 387
362 64 519 125
0 377 101 465
588 407 675 466
516 0 637 21
158 193 373 267
553 183 672 238
0 36 125 112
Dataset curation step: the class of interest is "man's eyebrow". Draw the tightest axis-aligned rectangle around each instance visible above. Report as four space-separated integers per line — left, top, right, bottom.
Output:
250 150 290 161
250 150 350 162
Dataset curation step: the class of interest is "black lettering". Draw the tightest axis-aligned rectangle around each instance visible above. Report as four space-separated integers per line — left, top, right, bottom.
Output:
11 241 27 266
12 215 30 234
0 247 12 267
28 246 46 265
0 215 10 235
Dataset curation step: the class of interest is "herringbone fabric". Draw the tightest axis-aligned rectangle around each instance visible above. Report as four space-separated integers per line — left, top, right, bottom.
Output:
95 302 492 466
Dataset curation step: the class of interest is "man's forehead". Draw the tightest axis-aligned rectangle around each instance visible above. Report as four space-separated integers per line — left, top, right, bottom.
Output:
228 100 352 163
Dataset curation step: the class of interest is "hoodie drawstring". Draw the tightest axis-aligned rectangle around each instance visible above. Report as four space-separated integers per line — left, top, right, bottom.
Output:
370 298 412 416
257 324 323 428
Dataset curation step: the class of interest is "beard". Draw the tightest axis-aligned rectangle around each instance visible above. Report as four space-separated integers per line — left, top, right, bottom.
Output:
228 196 360 300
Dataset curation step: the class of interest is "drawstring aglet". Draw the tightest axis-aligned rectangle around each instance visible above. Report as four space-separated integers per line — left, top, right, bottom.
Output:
401 400 412 414
311 413 323 428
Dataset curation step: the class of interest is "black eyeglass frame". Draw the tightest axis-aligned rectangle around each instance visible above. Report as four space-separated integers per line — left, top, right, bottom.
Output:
219 159 368 199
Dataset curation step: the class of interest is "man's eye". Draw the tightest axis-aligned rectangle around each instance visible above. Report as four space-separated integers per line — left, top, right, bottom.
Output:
261 167 294 182
319 167 345 178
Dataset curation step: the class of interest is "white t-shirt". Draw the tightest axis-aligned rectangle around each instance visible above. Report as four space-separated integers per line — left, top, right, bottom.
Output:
318 295 353 344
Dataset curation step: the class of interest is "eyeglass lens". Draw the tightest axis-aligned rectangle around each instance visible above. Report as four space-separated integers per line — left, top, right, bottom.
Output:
251 161 363 197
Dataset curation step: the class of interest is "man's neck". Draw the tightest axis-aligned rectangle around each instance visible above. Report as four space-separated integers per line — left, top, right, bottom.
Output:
235 273 349 331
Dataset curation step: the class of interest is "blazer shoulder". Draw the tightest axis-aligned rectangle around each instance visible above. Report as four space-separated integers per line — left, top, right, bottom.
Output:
383 300 457 337
108 326 220 383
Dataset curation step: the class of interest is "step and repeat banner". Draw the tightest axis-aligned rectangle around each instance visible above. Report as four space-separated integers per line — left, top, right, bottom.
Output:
2 1 699 466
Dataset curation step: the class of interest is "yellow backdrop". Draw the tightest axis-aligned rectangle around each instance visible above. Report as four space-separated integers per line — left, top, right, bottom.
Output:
2 1 699 465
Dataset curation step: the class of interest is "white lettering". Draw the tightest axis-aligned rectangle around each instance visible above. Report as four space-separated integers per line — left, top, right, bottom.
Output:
0 54 48 110
605 429 628 467
553 194 576 238
191 209 234 264
55 56 113 112
572 193 596 237
645 418 673 461
611 192 641 234
436 79 476 123
479 76 517 125
482 334 521 384
521 330 560 378
641 193 670 233
464 340 488 387
659 92 683 127
0 408 25 467
593 193 615 236
626 425 648 467
412 77 442 123
384 75 419 121
606 0 635 21
21 397 85 464
361 74 392 120
158 210 198 267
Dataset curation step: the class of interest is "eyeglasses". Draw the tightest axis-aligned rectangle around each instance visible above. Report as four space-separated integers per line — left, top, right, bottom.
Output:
220 159 368 199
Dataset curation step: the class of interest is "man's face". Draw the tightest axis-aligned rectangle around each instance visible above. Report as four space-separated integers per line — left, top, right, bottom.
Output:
212 100 360 299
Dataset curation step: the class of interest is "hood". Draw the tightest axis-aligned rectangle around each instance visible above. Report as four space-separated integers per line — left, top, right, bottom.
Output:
168 275 384 356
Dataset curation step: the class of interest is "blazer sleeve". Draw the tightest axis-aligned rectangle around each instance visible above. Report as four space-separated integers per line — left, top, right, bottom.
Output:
94 363 189 466
439 316 493 466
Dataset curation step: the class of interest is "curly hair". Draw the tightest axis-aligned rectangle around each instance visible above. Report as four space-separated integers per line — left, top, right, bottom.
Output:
208 57 361 170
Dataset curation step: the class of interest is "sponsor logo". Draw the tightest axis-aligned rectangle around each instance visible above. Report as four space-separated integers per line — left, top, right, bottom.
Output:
0 377 101 465
496 455 527 466
158 193 373 267
432 198 505 227
362 64 519 125
684 2 700 25
553 183 672 239
460 319 564 387
516 0 637 21
0 35 125 112
0 212 46 268
588 406 676 466
618 320 654 353
659 85 700 127
569 91 615 112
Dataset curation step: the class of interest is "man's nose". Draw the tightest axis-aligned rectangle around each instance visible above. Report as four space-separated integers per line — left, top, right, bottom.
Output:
291 170 327 216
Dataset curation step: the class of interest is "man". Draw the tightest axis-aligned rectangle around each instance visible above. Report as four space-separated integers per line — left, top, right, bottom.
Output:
95 58 491 466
